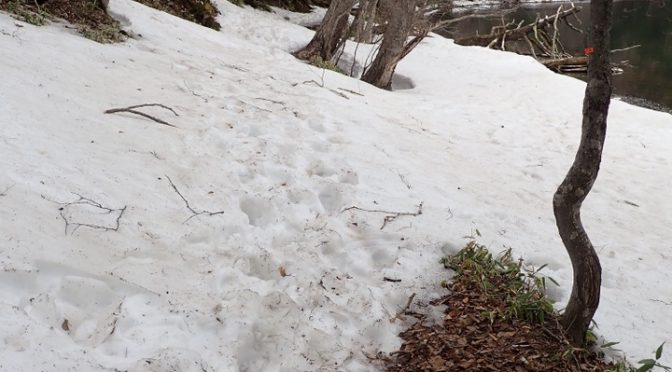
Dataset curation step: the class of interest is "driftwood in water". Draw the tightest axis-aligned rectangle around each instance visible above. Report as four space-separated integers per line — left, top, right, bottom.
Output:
539 44 640 73
455 5 590 74
541 55 589 72
455 5 580 49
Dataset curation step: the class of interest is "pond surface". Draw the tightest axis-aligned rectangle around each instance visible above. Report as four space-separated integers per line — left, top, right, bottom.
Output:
441 0 672 112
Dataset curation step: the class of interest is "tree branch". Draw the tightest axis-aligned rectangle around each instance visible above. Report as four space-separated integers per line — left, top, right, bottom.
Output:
104 103 179 127
341 202 423 230
165 175 225 223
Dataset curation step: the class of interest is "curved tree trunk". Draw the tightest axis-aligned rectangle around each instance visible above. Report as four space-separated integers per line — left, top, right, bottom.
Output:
553 0 613 347
294 0 357 61
361 0 417 89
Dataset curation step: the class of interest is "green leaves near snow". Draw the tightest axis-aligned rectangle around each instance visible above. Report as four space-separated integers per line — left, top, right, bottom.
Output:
636 343 670 372
442 241 557 324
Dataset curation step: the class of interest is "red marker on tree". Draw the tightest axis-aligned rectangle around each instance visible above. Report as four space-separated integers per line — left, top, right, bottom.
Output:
584 47 595 55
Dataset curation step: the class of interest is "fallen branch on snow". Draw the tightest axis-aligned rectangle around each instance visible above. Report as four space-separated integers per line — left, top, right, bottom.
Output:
104 103 179 127
391 292 416 322
341 202 423 230
0 184 15 197
55 193 127 235
165 175 225 223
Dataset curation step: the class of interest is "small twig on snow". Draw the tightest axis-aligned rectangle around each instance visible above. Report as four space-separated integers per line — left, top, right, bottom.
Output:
255 97 285 105
391 293 416 322
223 63 248 72
383 277 402 283
0 184 15 197
165 175 225 223
55 193 126 235
337 87 365 97
237 99 272 113
397 172 412 190
183 80 209 103
341 202 423 230
329 88 350 100
650 298 672 306
104 103 179 128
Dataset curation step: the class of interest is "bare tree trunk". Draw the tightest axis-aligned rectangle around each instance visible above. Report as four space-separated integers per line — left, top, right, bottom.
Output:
294 0 357 61
553 0 613 347
352 0 379 43
361 0 417 89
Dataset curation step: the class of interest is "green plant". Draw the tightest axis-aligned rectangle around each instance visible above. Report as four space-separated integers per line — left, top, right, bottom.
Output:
443 241 557 324
309 56 344 74
3 1 49 25
132 0 221 30
79 23 127 43
608 360 631 372
637 343 670 372
607 343 671 372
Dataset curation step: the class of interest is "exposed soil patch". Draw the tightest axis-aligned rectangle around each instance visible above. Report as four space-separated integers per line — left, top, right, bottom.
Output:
231 0 330 13
0 0 126 43
383 242 616 371
133 0 221 30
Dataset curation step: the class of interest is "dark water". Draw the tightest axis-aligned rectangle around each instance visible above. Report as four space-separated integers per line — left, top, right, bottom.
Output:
442 0 672 112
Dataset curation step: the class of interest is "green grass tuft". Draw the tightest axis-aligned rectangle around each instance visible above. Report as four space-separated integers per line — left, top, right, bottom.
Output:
444 241 556 324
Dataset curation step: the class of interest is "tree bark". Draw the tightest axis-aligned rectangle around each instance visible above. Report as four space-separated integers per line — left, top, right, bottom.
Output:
294 0 357 61
553 0 612 347
352 0 379 43
361 0 417 89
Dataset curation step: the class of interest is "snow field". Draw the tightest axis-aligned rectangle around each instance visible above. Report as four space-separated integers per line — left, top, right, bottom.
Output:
0 0 670 371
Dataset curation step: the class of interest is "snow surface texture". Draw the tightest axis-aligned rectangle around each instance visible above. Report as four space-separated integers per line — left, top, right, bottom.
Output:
1 0 671 371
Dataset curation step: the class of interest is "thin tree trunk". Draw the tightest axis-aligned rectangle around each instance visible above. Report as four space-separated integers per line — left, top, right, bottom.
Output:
294 0 357 61
361 0 417 89
553 0 613 347
352 0 378 43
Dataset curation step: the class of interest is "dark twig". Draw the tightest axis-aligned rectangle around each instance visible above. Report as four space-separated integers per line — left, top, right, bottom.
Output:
255 97 285 105
650 298 672 306
237 99 272 113
55 193 126 235
391 293 417 322
0 184 15 197
223 63 248 72
165 175 225 223
183 80 209 103
341 202 423 230
337 87 365 97
397 172 412 190
383 277 402 283
104 103 179 127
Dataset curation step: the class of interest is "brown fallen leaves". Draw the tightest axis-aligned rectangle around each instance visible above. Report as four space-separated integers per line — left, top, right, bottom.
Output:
0 0 126 43
132 0 221 30
383 243 615 372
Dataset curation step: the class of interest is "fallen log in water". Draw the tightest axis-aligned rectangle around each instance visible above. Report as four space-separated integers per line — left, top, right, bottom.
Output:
454 5 632 75
454 5 580 48
540 55 589 73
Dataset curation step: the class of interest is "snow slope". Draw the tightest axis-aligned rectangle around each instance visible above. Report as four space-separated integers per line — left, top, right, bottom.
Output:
1 0 671 371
